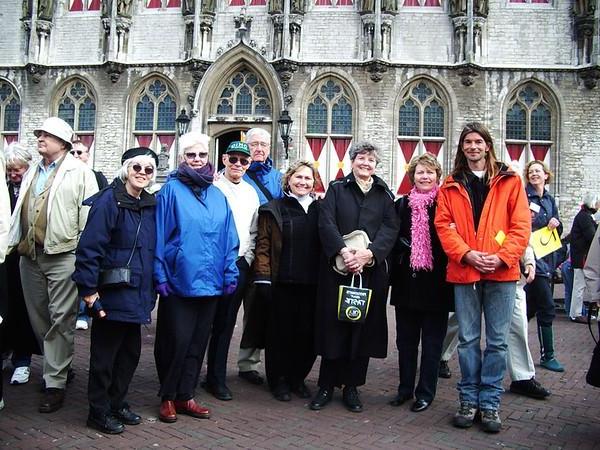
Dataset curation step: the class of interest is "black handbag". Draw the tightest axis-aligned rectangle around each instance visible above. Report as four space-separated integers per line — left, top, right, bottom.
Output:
98 213 142 289
337 273 372 323
585 302 600 387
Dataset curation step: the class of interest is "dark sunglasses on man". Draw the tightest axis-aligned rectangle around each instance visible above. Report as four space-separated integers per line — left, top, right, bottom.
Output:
227 155 250 166
132 164 154 175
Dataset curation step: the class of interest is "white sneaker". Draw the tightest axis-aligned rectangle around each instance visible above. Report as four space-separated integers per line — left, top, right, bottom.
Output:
0 398 4 410
76 319 89 330
10 366 31 385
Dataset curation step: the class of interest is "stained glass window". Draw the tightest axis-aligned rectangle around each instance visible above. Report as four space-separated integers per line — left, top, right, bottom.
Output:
215 69 272 117
306 78 353 137
398 79 446 140
0 80 20 149
55 79 96 136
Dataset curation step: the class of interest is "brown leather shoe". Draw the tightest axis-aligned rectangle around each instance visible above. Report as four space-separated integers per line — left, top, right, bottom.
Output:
159 400 177 423
174 399 210 419
39 388 65 413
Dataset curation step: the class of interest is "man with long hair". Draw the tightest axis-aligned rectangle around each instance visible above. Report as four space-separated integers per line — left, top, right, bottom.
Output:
435 122 530 433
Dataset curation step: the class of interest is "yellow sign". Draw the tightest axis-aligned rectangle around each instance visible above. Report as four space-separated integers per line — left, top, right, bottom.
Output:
530 226 562 259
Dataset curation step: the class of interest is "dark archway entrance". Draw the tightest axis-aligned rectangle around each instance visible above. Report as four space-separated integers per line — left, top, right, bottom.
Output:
214 128 249 170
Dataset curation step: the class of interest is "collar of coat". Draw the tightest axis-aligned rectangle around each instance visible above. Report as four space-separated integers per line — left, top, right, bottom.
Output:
84 178 156 210
333 172 394 200
443 162 516 189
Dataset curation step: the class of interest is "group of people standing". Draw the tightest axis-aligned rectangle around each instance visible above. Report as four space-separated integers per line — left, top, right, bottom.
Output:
0 118 570 436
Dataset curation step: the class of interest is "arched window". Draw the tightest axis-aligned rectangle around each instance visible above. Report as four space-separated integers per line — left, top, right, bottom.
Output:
215 68 272 118
396 79 447 195
0 81 20 150
55 78 97 151
132 77 178 156
304 77 354 192
504 83 556 178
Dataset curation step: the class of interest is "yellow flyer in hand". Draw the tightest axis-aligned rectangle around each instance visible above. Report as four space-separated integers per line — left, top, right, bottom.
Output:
530 226 562 259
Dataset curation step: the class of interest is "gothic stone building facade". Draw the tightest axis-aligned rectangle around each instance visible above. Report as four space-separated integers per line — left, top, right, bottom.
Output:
1 0 599 225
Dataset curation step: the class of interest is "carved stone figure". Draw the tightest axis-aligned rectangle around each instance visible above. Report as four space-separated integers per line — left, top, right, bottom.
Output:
38 0 54 21
117 0 132 17
450 0 466 15
182 0 194 15
291 0 304 14
362 0 374 12
474 0 487 17
102 0 111 17
382 0 396 12
269 0 283 13
23 0 32 19
574 0 595 16
201 0 215 13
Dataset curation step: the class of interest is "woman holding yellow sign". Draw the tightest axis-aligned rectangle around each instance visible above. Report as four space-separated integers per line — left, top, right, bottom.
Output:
523 160 564 372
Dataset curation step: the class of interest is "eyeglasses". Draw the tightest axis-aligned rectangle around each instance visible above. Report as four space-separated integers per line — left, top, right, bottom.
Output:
227 155 250 166
185 152 209 160
248 141 269 149
131 164 154 175
70 150 85 156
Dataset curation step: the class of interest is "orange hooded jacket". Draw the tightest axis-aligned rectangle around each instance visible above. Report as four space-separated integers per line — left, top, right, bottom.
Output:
434 166 531 284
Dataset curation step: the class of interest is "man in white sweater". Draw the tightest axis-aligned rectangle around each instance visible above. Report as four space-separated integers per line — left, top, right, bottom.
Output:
204 141 260 400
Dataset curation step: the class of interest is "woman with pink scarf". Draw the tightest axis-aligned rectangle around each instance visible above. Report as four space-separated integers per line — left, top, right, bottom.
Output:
389 153 454 413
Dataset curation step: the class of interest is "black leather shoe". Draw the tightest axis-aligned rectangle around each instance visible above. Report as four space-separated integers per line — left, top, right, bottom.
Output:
39 388 65 413
309 387 333 410
342 386 363 413
238 370 264 385
389 392 413 407
202 381 233 401
438 360 451 379
113 406 142 425
411 399 430 412
87 414 125 434
272 379 291 402
292 382 312 399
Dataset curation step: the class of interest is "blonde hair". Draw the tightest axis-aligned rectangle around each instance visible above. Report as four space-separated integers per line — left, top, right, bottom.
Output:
282 160 317 193
407 152 442 185
524 160 553 185
4 142 33 168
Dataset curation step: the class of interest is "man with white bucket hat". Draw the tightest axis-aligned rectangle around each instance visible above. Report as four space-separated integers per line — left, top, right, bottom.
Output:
8 117 98 413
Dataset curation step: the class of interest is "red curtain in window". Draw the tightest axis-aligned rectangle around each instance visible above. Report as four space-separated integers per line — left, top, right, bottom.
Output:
530 144 550 162
315 0 332 5
136 135 153 148
230 0 245 5
88 0 101 10
397 140 418 195
337 0 353 5
509 0 527 3
506 143 525 162
70 0 84 11
250 0 267 4
4 134 18 147
158 134 175 153
147 0 161 8
423 141 442 157
167 0 181 7
403 0 420 6
307 138 326 193
331 138 351 180
424 0 440 6
531 0 549 3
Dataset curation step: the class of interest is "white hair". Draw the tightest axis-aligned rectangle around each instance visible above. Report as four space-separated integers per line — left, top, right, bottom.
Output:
4 142 33 168
245 127 271 143
583 192 600 209
117 155 157 187
178 131 210 157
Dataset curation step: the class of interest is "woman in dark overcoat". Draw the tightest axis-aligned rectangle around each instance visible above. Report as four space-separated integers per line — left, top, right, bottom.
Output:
73 148 158 435
389 153 453 413
310 141 399 413
254 161 320 402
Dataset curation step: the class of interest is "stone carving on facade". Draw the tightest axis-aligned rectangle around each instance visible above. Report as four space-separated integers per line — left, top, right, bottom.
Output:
452 16 485 63
457 65 479 87
201 0 216 13
25 63 47 83
235 8 253 42
117 0 133 17
289 14 303 60
360 14 393 61
105 61 125 83
361 0 397 13
449 0 487 18
182 0 194 15
573 0 596 16
270 13 303 59
115 17 132 59
366 60 388 82
37 0 55 21
271 14 284 59
579 67 600 89
573 1 596 65
273 59 298 103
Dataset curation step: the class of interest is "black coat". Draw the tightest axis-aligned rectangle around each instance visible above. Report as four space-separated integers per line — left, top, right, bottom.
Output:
315 173 399 360
389 196 453 312
570 206 598 269
73 179 157 324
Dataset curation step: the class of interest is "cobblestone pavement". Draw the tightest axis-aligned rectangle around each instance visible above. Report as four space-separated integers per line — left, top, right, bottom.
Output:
1 301 600 449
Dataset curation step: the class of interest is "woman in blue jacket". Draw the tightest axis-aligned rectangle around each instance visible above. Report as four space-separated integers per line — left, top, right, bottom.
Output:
524 160 564 372
153 131 239 424
73 147 158 434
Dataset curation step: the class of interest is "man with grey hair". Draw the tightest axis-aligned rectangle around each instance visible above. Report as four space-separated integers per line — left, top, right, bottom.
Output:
8 117 98 413
238 127 283 386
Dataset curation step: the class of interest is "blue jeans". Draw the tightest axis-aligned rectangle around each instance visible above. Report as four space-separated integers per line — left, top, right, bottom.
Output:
454 281 516 410
561 261 574 316
77 298 89 322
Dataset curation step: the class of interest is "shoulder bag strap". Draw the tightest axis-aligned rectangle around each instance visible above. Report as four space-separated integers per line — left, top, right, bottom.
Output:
125 210 143 269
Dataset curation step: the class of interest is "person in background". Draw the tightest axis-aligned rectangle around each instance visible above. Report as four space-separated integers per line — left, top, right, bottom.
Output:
237 127 284 387
1 143 39 386
254 161 320 402
310 141 398 413
0 149 11 410
389 153 453 413
523 160 564 372
71 139 108 331
73 148 158 434
7 117 99 413
568 193 600 323
204 141 259 401
435 122 530 433
153 131 239 423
